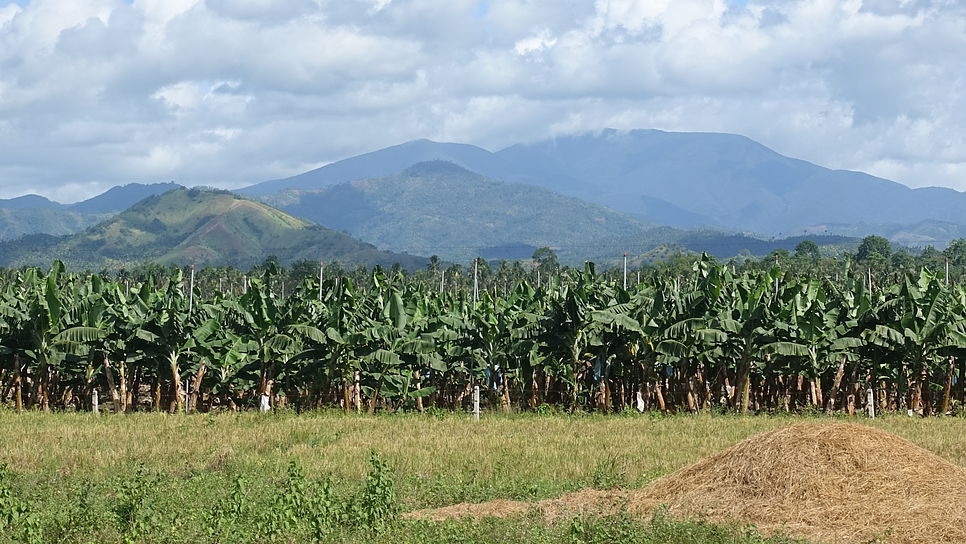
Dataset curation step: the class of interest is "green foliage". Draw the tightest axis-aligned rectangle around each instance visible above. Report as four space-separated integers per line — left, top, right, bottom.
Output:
794 240 820 259
856 235 892 262
0 465 41 544
351 450 398 532
113 464 162 543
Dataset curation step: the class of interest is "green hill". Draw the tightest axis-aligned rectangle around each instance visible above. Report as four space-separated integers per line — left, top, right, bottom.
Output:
0 188 426 269
0 182 184 241
0 208 109 241
262 160 653 263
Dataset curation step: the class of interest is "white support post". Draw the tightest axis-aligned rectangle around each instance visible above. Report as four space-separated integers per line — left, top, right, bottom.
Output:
440 268 445 294
774 254 779 297
92 389 99 415
867 388 875 419
472 385 480 421
319 261 324 301
473 258 479 303
188 264 195 313
622 252 627 290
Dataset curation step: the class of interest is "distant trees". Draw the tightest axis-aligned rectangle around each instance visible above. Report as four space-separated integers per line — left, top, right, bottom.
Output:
943 239 966 267
856 235 892 262
532 247 559 277
794 240 820 259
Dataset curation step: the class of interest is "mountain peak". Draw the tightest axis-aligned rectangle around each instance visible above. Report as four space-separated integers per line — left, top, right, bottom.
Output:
401 160 475 178
0 188 427 269
0 194 62 209
68 182 184 213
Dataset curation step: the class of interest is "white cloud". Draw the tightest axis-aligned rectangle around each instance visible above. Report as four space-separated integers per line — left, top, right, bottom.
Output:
0 0 964 202
514 28 556 55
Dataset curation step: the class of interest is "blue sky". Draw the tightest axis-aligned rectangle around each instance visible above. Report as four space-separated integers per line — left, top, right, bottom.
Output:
0 0 963 201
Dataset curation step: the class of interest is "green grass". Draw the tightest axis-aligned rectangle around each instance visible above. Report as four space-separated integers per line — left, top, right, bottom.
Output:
2 410 962 543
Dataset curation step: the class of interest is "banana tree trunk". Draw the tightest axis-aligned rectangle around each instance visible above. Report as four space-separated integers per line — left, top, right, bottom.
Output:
168 351 184 413
415 371 425 413
939 356 956 415
909 360 924 415
353 371 361 412
826 355 847 415
189 359 207 413
958 358 966 406
38 361 50 412
103 356 121 414
119 361 128 412
151 363 162 412
343 376 353 414
13 354 22 412
737 350 752 415
529 370 539 410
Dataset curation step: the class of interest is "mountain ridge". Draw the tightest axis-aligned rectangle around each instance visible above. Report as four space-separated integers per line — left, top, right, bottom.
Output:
0 188 427 269
260 160 655 263
239 129 966 239
0 182 186 242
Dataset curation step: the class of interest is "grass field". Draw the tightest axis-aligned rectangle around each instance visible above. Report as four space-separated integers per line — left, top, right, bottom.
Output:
1 410 964 543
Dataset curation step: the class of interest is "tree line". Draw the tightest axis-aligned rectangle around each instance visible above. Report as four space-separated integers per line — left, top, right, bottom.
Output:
3 244 966 416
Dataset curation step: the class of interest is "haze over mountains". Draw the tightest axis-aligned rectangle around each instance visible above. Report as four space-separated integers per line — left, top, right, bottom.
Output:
242 129 966 238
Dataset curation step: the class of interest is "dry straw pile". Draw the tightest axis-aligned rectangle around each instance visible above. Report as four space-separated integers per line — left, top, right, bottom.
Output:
406 423 966 544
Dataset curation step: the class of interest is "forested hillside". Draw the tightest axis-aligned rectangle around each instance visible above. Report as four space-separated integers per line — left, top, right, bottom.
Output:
0 188 426 269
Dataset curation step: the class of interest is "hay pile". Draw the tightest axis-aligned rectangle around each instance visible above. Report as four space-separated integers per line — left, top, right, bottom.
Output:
406 423 966 544
407 489 631 523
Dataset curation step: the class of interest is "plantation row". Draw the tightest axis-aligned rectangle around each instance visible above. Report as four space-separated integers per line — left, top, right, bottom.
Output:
1 258 965 415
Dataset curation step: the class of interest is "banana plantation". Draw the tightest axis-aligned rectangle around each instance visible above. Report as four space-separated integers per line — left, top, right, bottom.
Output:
1 257 965 416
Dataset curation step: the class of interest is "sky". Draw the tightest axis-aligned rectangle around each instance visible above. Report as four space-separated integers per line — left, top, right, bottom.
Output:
0 0 963 202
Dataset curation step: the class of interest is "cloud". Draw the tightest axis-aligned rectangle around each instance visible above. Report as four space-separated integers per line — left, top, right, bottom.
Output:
0 0 964 201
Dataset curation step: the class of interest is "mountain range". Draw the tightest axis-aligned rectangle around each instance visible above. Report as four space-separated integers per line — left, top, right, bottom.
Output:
4 128 966 270
241 129 966 239
259 160 654 263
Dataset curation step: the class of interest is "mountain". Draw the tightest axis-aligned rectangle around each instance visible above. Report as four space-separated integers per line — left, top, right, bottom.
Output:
0 182 185 241
66 182 184 213
244 140 495 197
0 194 61 209
240 130 966 238
0 188 426 269
261 160 653 263
0 208 109 241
